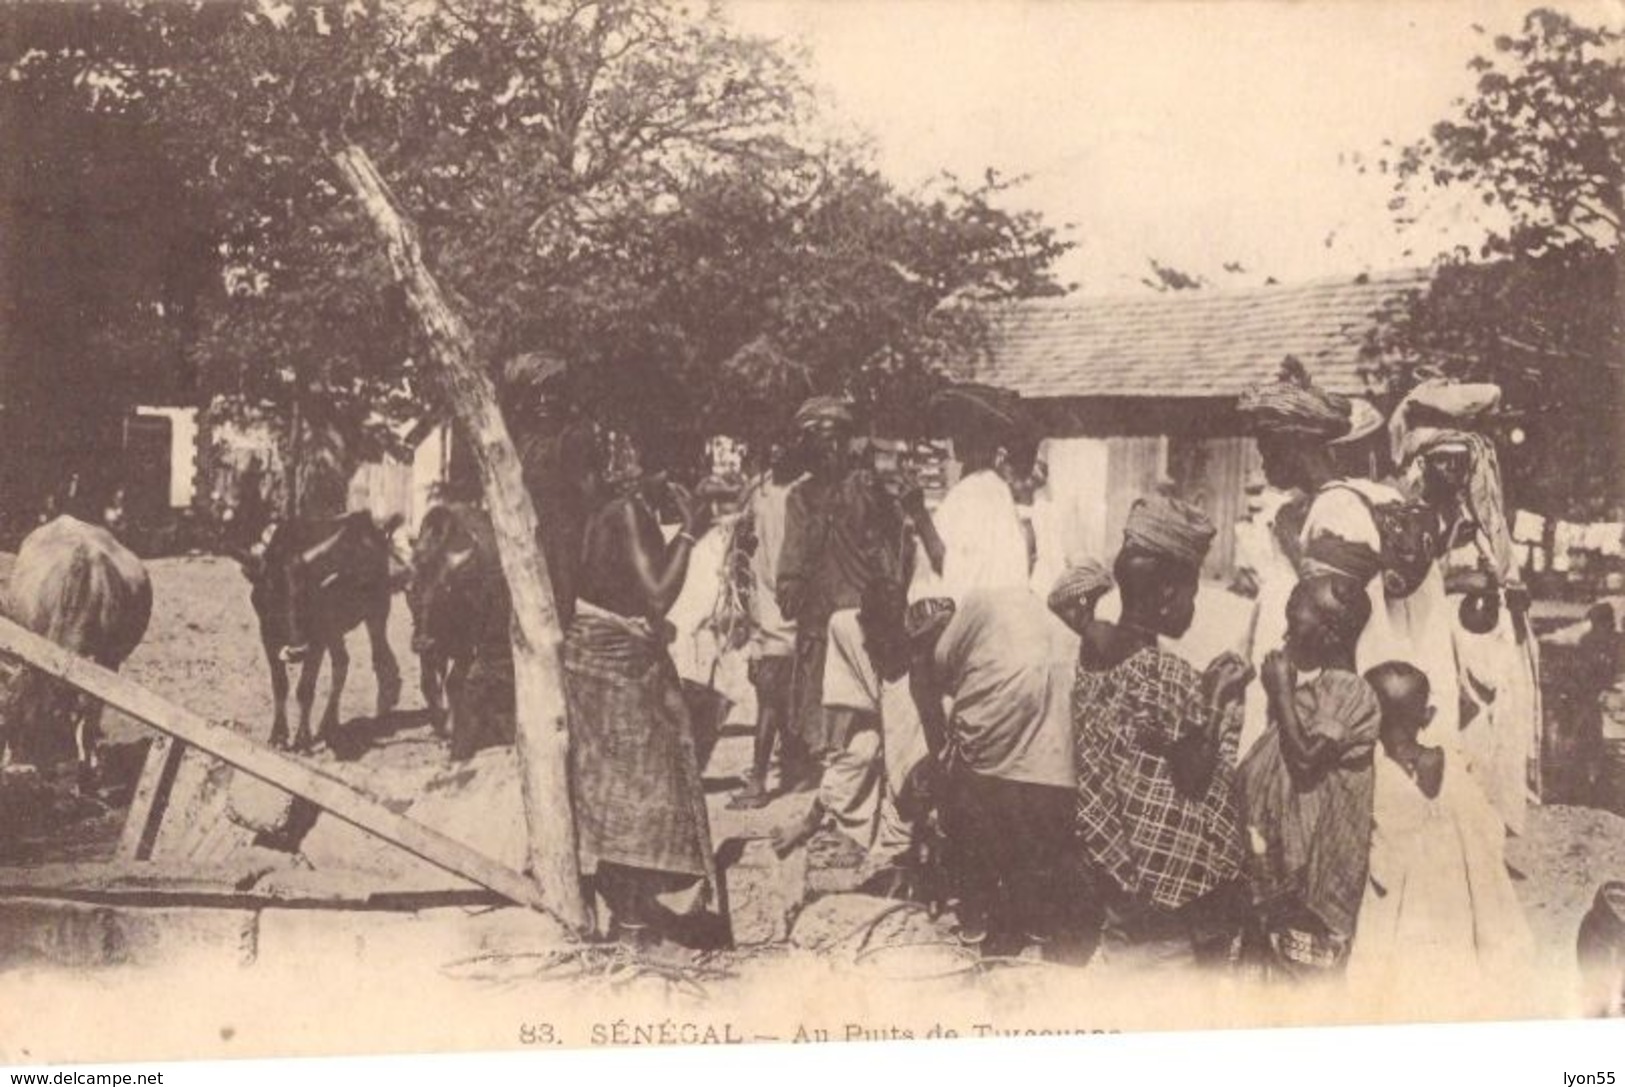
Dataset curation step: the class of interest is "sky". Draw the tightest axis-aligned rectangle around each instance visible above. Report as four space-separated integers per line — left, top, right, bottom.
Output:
722 0 1615 296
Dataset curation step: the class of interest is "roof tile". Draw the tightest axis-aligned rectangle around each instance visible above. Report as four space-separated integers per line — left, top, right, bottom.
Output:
966 270 1429 399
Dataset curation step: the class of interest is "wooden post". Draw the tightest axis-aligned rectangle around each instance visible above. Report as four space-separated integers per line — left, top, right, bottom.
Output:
116 733 186 861
333 146 589 933
0 616 554 915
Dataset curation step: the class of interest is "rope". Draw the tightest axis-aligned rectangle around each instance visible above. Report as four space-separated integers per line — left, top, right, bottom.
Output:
850 938 980 980
850 939 1070 980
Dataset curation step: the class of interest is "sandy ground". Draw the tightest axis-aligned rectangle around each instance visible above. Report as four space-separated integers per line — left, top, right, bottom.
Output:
5 553 1622 928
0 553 1622 1056
0 551 808 870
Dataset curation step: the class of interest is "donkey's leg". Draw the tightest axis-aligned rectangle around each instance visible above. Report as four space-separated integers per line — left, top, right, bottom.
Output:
366 607 402 716
422 650 448 734
319 637 350 745
292 649 325 753
73 696 105 796
267 643 292 749
445 653 473 761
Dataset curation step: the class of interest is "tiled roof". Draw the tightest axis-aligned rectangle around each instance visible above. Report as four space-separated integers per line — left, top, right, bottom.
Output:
965 270 1429 400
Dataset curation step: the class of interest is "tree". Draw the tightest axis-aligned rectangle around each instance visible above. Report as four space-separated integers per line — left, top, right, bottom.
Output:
2 0 813 486
541 160 1072 457
1362 7 1623 520
0 2 226 524
1389 8 1620 257
156 0 821 463
1140 259 1206 292
2 0 1073 489
1136 258 1273 293
6 0 1079 503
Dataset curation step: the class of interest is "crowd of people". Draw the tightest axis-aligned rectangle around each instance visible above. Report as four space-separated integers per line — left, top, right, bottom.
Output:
550 362 1552 1003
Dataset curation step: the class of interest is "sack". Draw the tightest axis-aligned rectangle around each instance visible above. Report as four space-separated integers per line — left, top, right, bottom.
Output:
1329 484 1442 600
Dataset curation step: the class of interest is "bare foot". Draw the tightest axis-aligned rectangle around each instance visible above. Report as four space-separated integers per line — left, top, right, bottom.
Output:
772 799 826 858
728 781 773 810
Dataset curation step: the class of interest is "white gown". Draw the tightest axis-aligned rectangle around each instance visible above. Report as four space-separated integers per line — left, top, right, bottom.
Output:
1446 541 1540 838
1346 753 1535 1018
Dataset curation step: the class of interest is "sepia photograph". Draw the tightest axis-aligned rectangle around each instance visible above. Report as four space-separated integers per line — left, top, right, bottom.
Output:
0 0 1620 1070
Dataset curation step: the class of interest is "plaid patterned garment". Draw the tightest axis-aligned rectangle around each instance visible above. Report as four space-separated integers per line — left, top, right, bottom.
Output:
1238 669 1379 938
563 605 717 892
1073 647 1244 913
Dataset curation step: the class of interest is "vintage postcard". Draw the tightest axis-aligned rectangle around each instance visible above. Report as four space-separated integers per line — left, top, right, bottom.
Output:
0 0 1620 1068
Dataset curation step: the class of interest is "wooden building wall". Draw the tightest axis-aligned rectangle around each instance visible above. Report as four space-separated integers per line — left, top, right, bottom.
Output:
1039 423 1259 580
1168 434 1261 578
347 424 455 535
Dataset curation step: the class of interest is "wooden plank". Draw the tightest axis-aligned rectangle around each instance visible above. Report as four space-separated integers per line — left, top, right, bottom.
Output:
0 860 502 910
0 857 281 897
0 615 558 919
334 146 589 934
116 733 185 861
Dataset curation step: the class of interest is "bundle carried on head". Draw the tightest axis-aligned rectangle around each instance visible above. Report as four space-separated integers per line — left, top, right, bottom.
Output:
1123 493 1217 569
1388 378 1503 468
1047 559 1114 617
1237 358 1353 442
1334 397 1387 446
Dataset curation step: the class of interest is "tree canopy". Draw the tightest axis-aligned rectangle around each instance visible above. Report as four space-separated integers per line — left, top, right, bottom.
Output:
1361 7 1623 520
0 0 1073 509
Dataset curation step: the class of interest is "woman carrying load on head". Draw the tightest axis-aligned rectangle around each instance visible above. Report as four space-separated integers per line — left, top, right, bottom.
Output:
1238 363 1462 763
1389 379 1539 837
1051 496 1254 970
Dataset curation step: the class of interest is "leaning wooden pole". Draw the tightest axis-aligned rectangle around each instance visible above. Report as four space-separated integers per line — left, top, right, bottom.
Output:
334 146 589 933
0 616 552 914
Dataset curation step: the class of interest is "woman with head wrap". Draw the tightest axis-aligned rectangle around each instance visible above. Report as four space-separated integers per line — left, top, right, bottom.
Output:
1391 379 1539 837
1063 495 1254 970
1237 575 1381 981
1233 363 1350 758
1239 364 1463 767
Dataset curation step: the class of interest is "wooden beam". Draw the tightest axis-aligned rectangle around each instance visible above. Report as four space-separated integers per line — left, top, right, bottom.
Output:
0 616 558 919
332 145 589 933
116 733 185 861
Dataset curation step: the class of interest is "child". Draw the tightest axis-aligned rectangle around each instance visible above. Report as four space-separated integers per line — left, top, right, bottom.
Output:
1239 574 1380 980
730 441 810 809
1346 661 1535 1015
